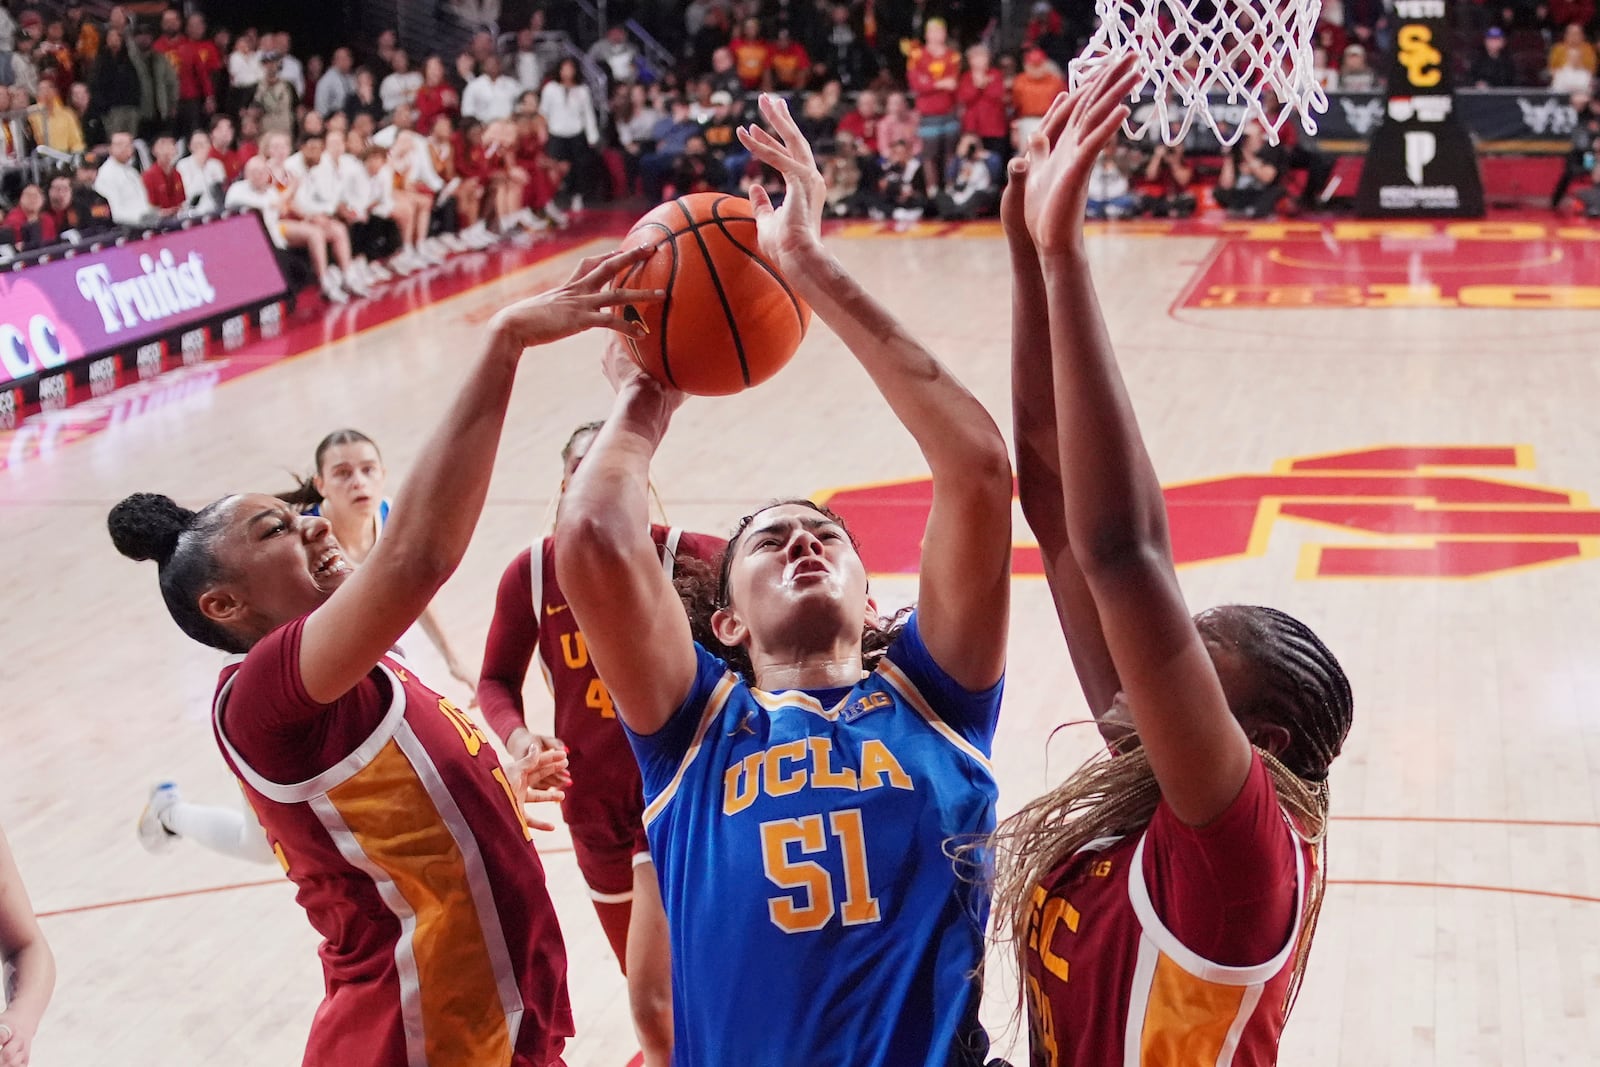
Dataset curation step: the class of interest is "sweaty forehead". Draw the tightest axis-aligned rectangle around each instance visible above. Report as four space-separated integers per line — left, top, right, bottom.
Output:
737 503 841 546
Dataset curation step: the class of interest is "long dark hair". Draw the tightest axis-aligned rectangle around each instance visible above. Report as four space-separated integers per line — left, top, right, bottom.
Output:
277 429 380 511
672 499 910 685
108 492 248 653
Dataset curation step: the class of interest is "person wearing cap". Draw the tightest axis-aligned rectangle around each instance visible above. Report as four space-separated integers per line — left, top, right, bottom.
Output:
1012 46 1065 150
1337 43 1378 91
1469 26 1517 87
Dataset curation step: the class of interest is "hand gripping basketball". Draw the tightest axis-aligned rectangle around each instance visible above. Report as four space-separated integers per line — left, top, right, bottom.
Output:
1021 55 1141 256
736 93 828 270
488 245 664 350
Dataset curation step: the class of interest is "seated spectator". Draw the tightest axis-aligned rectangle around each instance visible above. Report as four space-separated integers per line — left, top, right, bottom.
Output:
1551 94 1599 208
381 50 422 115
463 54 521 123
588 24 640 85
934 134 997 220
417 55 461 131
89 28 142 136
1216 121 1288 218
1549 24 1598 94
824 130 868 216
27 80 85 155
730 17 772 90
1470 27 1517 88
513 112 565 226
1012 47 1066 149
1086 150 1138 219
641 97 703 201
769 26 811 91
615 83 664 194
707 46 744 98
315 47 357 117
42 171 98 237
1338 44 1379 91
796 91 837 155
878 91 922 160
226 155 348 302
669 134 722 196
372 103 420 149
9 33 40 98
1312 46 1339 90
453 118 495 243
1138 141 1197 217
345 68 385 126
541 58 602 210
871 139 926 223
93 131 157 226
2 184 58 249
348 144 405 270
481 118 534 233
178 128 227 212
142 134 185 216
302 109 327 139
838 91 883 155
253 53 298 136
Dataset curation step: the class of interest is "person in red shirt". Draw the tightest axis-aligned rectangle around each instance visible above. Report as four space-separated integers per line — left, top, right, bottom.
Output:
729 17 773 90
993 63 1354 1067
154 11 223 136
107 252 661 1067
905 18 961 195
416 55 461 132
480 421 724 1067
836 88 882 150
767 25 811 90
957 43 1008 159
2 184 59 249
142 134 186 215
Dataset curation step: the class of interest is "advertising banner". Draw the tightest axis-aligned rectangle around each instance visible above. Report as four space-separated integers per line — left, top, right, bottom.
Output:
0 212 287 388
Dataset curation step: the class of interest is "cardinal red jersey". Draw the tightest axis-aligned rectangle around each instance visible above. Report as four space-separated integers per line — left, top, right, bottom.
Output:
214 617 573 1067
1024 753 1315 1067
480 526 724 832
907 45 959 117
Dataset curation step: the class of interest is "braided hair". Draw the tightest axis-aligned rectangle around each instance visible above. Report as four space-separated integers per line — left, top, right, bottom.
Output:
277 429 380 511
984 604 1352 1031
673 499 910 686
108 492 247 653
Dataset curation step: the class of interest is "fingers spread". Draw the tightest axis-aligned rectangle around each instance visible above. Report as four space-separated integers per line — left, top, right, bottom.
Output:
576 244 656 289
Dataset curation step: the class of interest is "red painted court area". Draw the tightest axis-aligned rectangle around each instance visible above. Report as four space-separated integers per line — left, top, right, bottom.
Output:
821 446 1600 580
1177 218 1600 309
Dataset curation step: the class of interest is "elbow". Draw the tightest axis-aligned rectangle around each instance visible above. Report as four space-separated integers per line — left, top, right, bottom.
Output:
553 508 632 593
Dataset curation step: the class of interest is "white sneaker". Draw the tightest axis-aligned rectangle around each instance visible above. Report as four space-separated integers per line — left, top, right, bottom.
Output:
138 782 181 854
440 233 469 253
345 274 372 298
569 193 584 213
543 201 569 229
324 263 343 291
367 261 394 283
388 251 417 276
321 276 350 303
424 236 450 258
465 225 497 248
517 209 548 232
418 244 446 266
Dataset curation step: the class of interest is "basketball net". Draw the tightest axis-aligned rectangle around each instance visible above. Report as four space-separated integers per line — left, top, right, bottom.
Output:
1068 0 1328 147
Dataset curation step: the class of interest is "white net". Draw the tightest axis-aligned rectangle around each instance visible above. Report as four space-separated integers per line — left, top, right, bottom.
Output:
1067 0 1328 147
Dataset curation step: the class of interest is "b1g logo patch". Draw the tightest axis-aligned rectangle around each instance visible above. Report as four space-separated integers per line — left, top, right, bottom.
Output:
841 691 893 724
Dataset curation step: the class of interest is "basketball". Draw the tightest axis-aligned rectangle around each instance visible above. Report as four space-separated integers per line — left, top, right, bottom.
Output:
613 193 810 397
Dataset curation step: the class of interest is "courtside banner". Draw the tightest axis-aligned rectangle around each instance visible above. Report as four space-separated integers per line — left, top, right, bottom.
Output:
0 212 287 388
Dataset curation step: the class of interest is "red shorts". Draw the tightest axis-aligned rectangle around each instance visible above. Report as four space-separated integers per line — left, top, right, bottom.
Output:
567 816 651 902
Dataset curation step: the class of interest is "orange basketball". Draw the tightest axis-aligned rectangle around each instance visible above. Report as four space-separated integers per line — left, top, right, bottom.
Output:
613 193 810 396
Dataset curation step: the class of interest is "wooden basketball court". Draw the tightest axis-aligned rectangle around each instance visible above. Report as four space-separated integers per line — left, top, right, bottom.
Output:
2 216 1597 1065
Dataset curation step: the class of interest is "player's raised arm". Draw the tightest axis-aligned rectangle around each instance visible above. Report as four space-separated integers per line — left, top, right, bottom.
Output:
1004 108 1122 739
299 247 660 703
737 94 1012 692
1027 58 1254 826
554 340 697 736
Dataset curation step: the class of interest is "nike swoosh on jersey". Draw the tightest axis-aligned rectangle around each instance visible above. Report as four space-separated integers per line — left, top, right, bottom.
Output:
545 604 569 616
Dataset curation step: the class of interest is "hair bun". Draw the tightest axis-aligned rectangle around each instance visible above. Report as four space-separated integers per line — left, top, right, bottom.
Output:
108 493 196 565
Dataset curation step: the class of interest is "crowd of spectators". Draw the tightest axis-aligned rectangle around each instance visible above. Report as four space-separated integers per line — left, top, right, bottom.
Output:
2 0 1598 299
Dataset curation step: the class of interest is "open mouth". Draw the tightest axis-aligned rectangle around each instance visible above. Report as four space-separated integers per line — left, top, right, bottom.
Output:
785 559 830 583
313 548 351 580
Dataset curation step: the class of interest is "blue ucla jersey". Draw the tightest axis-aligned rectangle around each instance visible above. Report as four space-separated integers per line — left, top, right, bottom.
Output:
306 498 391 530
625 613 1002 1067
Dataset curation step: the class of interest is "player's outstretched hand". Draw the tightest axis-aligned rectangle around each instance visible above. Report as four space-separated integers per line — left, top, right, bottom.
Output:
489 245 664 349
511 746 571 833
737 93 827 270
1023 53 1140 256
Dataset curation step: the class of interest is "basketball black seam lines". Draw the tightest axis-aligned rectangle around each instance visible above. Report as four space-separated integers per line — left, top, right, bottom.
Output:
631 221 679 387
709 197 806 336
673 197 750 387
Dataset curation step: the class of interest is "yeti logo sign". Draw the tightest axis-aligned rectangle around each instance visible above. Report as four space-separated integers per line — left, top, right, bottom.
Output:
1358 0 1483 218
1405 131 1437 184
1516 97 1577 136
1340 96 1386 136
